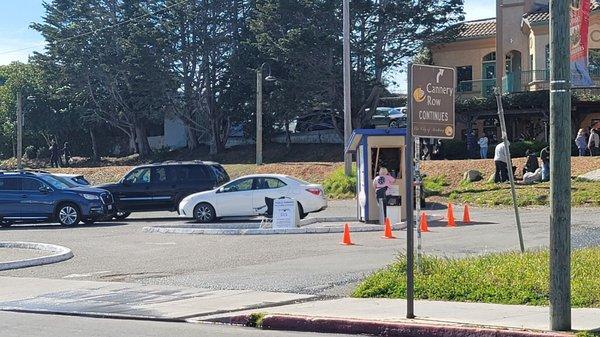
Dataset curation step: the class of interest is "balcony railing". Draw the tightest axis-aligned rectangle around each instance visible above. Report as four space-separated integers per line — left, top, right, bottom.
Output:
458 68 600 98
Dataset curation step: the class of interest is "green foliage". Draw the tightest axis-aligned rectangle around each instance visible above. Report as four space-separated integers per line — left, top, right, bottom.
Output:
439 140 467 159
323 166 357 199
509 141 547 158
24 146 37 159
353 248 600 308
422 175 449 197
36 147 50 159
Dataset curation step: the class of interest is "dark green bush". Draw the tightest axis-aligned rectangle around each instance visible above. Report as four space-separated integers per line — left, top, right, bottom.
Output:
439 140 467 159
36 147 50 159
508 141 547 158
323 166 357 199
24 145 37 159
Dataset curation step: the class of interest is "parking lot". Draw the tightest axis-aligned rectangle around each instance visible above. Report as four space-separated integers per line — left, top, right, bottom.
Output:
2 201 599 297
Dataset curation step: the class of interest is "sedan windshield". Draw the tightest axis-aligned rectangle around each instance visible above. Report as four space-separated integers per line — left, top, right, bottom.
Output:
41 175 77 189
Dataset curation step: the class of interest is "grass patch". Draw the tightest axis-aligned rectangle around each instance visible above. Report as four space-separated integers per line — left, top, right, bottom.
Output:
323 166 357 199
246 312 266 328
446 181 600 207
422 175 449 197
353 248 600 308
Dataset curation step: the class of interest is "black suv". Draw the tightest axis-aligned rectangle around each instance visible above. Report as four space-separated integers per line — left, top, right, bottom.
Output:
98 161 229 219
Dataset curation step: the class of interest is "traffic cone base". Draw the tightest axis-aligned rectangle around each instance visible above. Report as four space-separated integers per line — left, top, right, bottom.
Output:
419 212 430 232
463 204 471 224
340 223 354 245
382 218 396 239
447 203 456 227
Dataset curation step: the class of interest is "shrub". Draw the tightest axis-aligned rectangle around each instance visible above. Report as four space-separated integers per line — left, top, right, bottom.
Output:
323 166 356 199
24 145 37 159
439 140 467 159
508 141 547 158
36 147 50 159
422 175 449 197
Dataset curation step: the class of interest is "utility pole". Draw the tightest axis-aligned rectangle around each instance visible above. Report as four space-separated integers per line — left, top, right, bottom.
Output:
549 0 571 331
496 0 504 93
16 91 23 171
405 64 415 319
256 67 263 166
343 0 352 175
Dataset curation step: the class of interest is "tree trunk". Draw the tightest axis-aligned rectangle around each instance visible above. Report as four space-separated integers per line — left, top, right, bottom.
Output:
89 128 100 161
285 120 291 149
186 126 200 150
134 123 152 158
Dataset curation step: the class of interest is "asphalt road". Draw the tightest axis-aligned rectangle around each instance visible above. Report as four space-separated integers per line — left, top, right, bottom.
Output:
0 311 353 337
0 201 599 297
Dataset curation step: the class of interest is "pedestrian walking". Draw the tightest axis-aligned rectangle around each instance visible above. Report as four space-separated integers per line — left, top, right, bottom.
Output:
373 167 395 219
63 142 71 167
540 146 550 182
466 130 477 159
575 128 588 156
522 149 539 177
589 128 600 156
494 140 510 183
478 134 489 159
49 140 61 168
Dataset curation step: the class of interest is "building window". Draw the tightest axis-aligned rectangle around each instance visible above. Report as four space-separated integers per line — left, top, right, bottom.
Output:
457 65 473 92
589 49 600 76
545 44 550 70
483 52 496 62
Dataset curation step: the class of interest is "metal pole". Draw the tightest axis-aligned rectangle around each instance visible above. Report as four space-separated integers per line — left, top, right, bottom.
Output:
496 0 504 93
495 93 525 253
415 137 422 271
16 91 23 171
256 68 263 166
405 64 415 319
343 0 352 176
549 0 571 330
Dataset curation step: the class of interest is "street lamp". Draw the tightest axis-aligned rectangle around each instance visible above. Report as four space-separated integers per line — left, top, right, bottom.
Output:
256 62 276 166
16 93 35 171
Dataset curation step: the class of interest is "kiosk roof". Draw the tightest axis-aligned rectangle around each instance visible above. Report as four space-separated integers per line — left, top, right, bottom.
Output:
344 128 407 154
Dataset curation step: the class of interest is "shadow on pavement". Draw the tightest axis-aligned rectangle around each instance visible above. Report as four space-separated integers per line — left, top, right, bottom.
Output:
425 220 496 228
0 222 128 231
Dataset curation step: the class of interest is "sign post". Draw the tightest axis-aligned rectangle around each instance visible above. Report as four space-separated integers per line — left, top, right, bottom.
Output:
407 64 455 319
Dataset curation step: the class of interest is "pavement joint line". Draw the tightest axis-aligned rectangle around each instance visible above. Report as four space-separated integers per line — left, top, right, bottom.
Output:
0 242 73 271
0 307 187 324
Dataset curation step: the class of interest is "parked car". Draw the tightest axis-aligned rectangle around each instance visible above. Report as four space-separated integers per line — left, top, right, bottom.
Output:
0 171 115 227
98 161 230 220
370 107 407 128
178 174 327 223
295 110 342 132
55 173 91 186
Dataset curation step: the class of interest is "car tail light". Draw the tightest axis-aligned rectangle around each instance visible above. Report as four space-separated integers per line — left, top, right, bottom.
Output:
306 188 322 196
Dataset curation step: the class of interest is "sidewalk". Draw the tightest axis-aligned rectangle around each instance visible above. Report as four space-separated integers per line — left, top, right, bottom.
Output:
202 298 600 336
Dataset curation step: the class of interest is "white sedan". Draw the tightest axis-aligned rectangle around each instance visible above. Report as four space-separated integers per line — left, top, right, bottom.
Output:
178 174 327 223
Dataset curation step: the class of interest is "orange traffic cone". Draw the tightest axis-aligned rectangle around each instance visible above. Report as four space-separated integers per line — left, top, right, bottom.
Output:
447 203 456 227
382 218 396 239
419 212 430 232
463 204 471 224
340 224 354 245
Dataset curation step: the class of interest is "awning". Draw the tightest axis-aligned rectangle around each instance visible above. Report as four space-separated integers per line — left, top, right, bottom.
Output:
344 128 407 154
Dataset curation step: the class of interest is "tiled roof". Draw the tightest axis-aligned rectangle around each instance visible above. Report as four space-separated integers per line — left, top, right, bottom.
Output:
524 0 599 24
455 1 600 40
456 18 496 39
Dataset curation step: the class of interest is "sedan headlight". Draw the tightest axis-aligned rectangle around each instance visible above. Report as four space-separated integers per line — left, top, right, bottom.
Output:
80 193 100 200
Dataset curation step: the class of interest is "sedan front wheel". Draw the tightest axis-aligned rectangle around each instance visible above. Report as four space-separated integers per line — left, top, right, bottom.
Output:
57 203 81 226
194 203 216 223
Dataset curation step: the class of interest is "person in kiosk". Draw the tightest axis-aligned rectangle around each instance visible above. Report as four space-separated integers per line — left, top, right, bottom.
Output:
373 167 396 219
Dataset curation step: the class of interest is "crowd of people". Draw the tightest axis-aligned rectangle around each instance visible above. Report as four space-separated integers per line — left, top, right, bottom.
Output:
48 140 71 168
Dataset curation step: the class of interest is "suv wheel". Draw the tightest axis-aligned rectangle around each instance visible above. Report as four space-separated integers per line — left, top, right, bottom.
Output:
57 203 81 226
1 221 12 228
194 203 216 223
114 211 131 220
389 120 400 128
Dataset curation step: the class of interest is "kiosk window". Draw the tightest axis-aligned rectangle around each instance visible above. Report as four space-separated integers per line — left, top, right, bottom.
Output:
371 148 402 179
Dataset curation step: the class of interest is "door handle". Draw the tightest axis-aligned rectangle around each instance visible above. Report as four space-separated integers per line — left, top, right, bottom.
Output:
20 194 28 199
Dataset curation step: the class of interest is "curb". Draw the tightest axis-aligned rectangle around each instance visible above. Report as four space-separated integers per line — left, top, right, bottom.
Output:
216 314 572 337
0 242 74 271
143 223 405 236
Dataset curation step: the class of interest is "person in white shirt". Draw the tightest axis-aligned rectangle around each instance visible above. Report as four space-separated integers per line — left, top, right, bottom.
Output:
494 140 509 183
589 129 600 156
478 135 489 159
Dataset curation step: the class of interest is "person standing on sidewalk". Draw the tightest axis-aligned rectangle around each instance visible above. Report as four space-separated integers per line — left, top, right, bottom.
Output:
373 167 395 219
494 140 509 183
540 146 550 182
478 134 489 159
49 140 60 168
575 128 588 156
589 128 600 156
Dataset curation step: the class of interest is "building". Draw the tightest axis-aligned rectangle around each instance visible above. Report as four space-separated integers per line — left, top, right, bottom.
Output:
429 0 600 142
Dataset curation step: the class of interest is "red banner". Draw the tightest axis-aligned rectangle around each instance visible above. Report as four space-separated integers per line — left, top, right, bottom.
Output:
571 0 593 86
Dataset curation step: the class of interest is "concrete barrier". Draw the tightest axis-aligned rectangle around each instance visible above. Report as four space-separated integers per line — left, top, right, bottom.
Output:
0 242 73 271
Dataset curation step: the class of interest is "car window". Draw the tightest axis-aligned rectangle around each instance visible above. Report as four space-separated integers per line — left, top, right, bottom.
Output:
187 166 209 181
0 178 21 191
222 178 253 193
153 167 171 184
255 178 286 190
210 165 229 185
124 168 151 184
41 175 73 189
21 178 43 191
73 176 90 185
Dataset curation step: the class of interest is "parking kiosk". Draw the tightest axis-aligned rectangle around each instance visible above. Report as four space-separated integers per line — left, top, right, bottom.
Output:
345 128 408 223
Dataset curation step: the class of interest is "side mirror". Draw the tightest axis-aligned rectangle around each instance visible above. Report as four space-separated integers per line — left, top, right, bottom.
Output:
122 179 132 187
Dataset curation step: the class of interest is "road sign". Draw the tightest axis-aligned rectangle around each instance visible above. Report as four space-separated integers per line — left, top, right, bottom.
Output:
410 64 456 139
